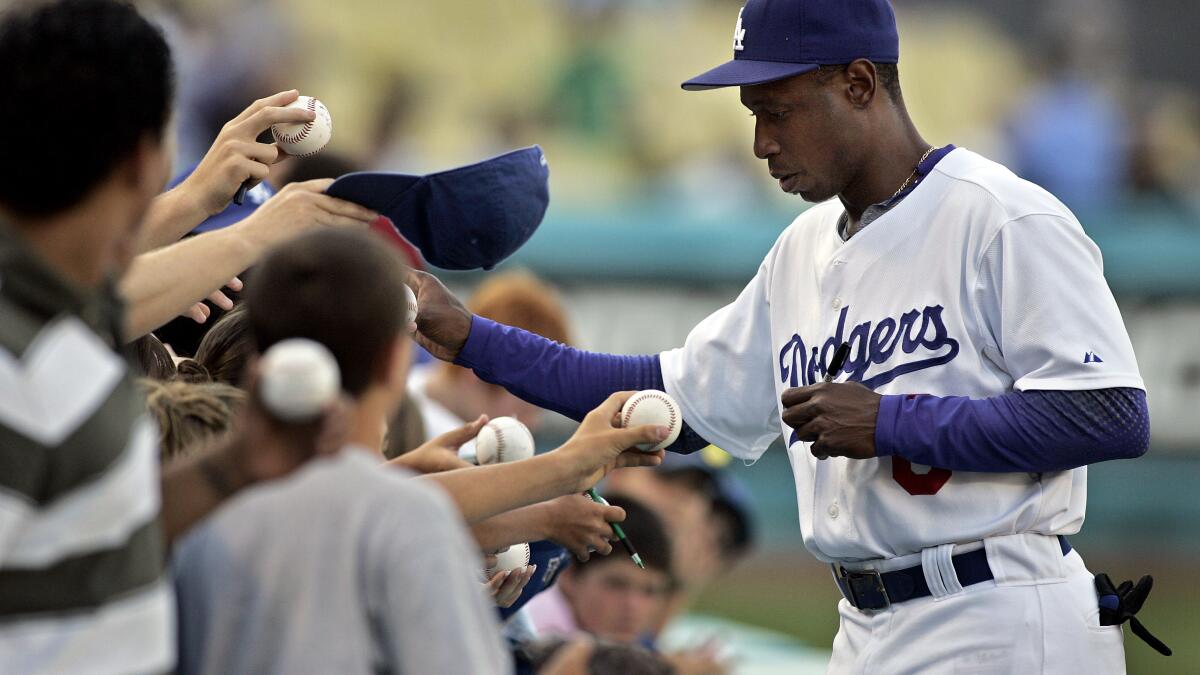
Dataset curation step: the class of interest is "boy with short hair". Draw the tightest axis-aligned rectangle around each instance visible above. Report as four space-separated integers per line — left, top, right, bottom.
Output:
526 495 675 646
172 228 508 674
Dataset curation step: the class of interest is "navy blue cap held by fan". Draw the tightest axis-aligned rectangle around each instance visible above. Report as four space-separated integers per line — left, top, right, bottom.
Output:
497 540 572 621
326 146 550 271
681 0 899 91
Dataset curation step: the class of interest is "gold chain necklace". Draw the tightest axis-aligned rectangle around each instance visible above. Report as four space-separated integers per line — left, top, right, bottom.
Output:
889 145 936 202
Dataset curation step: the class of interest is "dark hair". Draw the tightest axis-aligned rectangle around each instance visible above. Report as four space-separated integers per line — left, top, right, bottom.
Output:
131 333 177 380
245 229 410 396
575 494 673 580
193 304 254 387
875 63 902 102
0 0 174 216
657 468 754 563
383 396 428 460
815 61 902 103
175 359 214 384
153 284 243 359
517 637 672 675
711 498 753 562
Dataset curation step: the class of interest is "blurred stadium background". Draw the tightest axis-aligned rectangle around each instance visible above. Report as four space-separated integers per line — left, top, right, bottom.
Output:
152 0 1199 671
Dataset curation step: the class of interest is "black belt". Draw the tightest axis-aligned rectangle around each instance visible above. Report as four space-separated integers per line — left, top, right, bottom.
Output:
833 535 1072 612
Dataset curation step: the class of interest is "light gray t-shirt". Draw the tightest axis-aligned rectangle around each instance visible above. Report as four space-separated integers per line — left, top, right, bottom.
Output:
172 447 511 675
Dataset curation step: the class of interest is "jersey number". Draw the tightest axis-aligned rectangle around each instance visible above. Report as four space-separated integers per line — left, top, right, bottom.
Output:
892 458 952 495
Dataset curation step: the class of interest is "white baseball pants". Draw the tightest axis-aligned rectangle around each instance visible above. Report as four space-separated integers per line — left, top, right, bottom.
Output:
826 534 1125 674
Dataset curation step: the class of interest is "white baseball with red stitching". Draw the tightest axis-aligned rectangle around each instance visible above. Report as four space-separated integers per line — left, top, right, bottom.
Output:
474 416 535 465
620 390 682 452
271 95 332 157
486 543 531 576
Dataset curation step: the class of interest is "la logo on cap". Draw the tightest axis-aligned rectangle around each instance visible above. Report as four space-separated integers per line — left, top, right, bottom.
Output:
732 7 746 51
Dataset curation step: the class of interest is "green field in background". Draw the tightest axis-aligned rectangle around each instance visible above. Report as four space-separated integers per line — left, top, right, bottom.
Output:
691 553 1198 675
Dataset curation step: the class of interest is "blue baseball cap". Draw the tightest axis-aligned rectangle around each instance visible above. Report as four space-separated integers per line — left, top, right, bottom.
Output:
681 0 899 91
326 146 550 271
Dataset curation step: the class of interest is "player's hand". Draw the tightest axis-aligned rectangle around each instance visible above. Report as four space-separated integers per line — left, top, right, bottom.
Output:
781 381 881 460
485 564 536 608
388 415 485 474
555 391 667 492
541 494 623 561
231 179 377 251
407 270 473 362
181 90 316 216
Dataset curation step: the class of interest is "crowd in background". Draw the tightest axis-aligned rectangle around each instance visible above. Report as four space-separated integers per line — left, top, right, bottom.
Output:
149 0 1200 220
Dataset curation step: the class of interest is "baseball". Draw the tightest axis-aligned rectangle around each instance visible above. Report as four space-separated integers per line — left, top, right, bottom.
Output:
486 543 531 576
403 284 418 326
474 416 535 465
271 95 332 157
258 338 340 422
620 390 682 452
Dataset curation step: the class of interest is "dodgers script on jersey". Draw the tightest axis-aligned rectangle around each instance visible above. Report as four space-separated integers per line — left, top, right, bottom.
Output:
660 148 1143 563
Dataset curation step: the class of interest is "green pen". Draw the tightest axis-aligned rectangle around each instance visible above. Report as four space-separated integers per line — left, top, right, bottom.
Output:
587 488 645 569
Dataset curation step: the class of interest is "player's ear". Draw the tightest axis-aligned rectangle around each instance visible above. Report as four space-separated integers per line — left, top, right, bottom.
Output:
843 59 877 109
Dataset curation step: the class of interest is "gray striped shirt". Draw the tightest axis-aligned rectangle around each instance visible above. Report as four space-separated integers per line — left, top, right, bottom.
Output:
0 222 171 674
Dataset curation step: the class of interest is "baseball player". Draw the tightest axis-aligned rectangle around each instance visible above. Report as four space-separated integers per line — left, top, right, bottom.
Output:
409 0 1163 671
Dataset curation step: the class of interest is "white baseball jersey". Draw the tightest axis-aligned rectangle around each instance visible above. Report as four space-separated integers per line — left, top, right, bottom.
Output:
660 148 1143 563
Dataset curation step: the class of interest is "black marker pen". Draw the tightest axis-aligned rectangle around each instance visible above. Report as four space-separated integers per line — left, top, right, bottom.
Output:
815 341 852 460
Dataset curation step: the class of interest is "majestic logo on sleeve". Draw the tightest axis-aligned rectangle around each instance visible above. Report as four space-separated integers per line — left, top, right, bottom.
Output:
779 305 961 391
732 8 746 51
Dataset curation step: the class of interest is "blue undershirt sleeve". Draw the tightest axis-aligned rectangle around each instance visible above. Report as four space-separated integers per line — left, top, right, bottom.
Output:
453 316 710 453
874 387 1149 472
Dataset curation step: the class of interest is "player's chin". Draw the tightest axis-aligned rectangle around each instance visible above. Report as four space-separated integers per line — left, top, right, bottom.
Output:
776 178 829 203
793 185 835 203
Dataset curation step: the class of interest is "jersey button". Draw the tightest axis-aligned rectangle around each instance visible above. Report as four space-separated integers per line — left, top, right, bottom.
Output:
831 297 843 309
828 503 840 519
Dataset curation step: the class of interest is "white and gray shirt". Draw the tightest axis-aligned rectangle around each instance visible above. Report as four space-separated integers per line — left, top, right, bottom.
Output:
0 221 172 675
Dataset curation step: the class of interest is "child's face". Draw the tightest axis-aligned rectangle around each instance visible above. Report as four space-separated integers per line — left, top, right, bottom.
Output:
561 560 672 644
